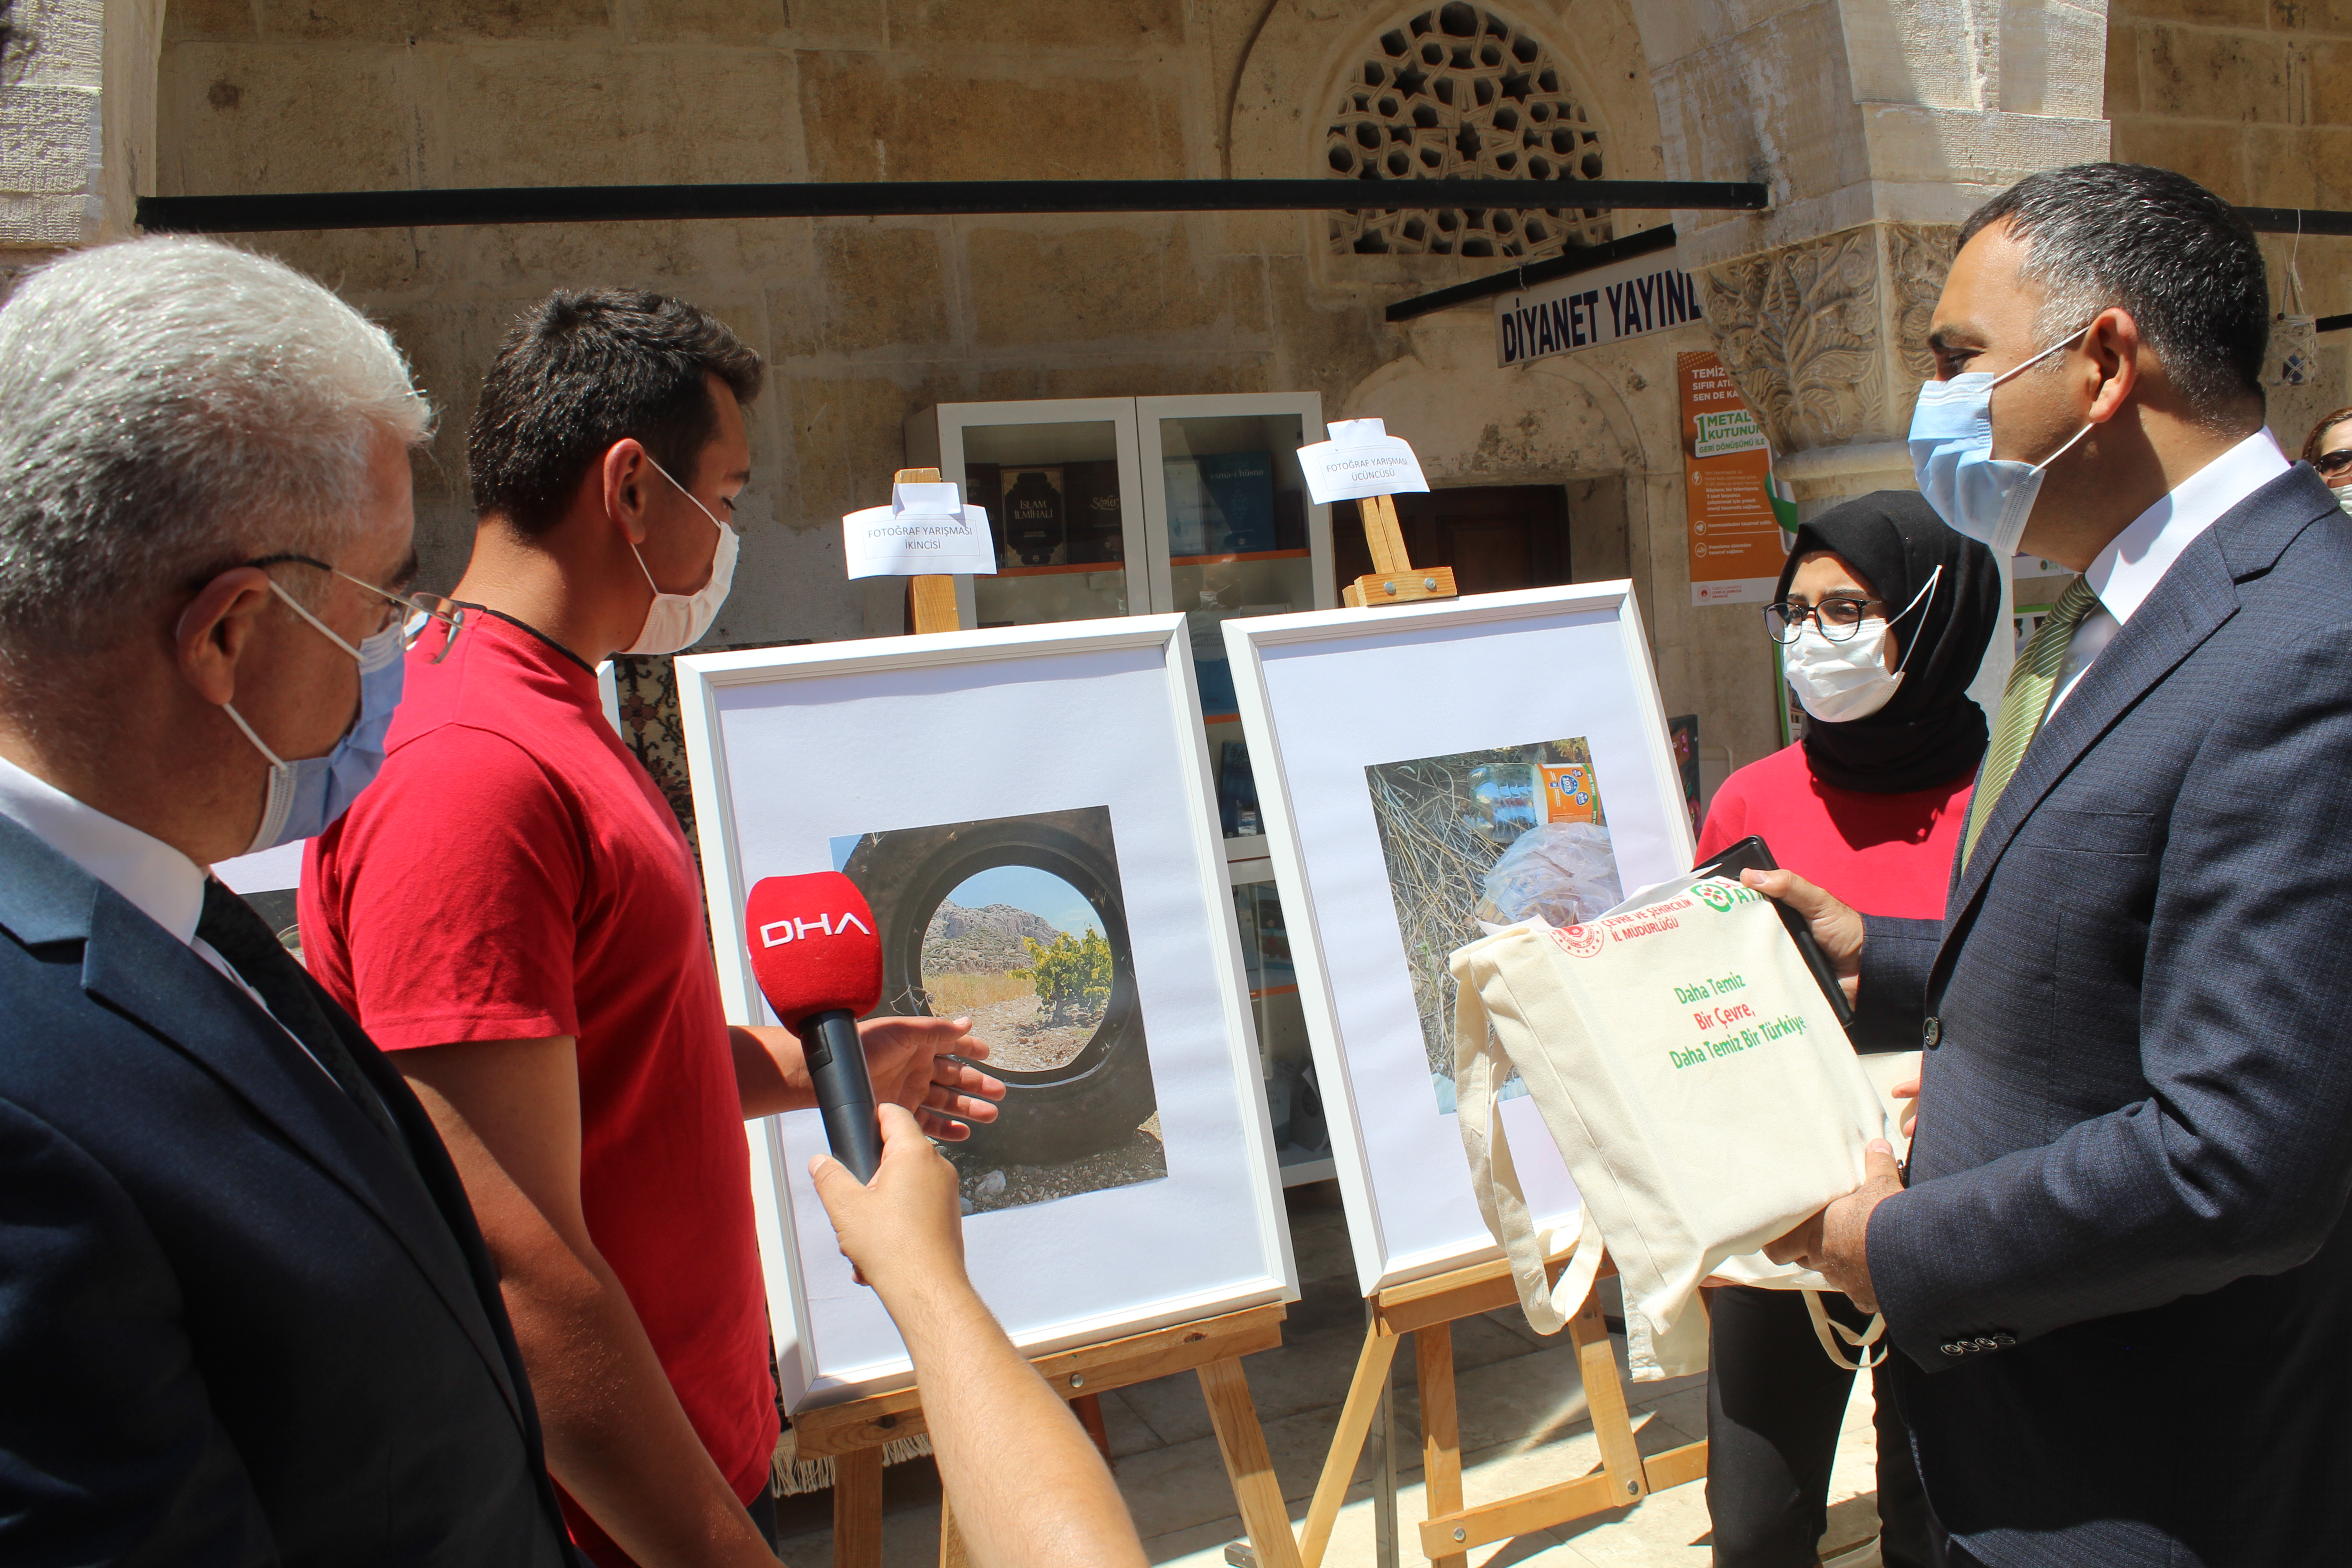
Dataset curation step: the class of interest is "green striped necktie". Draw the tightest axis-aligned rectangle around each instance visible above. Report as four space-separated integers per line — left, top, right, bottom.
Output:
1960 575 2101 872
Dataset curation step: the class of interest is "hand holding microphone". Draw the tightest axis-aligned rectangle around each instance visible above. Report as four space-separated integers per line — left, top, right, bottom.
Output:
745 872 890 1181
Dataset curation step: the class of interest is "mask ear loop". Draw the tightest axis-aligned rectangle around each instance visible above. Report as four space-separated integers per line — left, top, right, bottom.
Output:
1886 564 1942 678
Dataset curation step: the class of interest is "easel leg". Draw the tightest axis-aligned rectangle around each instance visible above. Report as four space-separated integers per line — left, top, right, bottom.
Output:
938 1497 970 1568
1372 1362 1398 1568
833 1447 885 1568
1197 1357 1305 1568
1416 1324 1466 1568
1072 1391 1112 1461
1299 1317 1401 1568
1567 1293 1646 1507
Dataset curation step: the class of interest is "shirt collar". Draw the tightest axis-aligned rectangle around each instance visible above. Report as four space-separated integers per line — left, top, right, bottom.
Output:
2082 429 2289 626
0 753 210 945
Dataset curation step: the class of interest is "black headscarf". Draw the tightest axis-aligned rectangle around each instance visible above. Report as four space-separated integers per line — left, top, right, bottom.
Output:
1775 490 2004 795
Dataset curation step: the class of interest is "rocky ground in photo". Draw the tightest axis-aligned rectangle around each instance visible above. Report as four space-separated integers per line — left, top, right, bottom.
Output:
954 990 1105 1072
921 900 1058 972
948 1115 1165 1214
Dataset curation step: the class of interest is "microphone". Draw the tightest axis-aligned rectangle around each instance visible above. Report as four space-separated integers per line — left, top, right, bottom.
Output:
745 872 885 1182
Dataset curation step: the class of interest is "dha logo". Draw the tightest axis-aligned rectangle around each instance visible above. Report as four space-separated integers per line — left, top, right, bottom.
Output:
760 911 873 946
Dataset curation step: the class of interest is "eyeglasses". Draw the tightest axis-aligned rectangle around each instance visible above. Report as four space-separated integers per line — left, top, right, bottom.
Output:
1764 596 1881 644
245 553 470 663
2314 447 2352 480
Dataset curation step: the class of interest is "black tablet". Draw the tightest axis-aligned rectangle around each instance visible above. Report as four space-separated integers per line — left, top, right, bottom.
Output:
1693 834 1858 1030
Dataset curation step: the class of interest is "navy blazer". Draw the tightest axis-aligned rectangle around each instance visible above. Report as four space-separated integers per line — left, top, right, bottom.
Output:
0 813 575 1566
1855 464 2352 1567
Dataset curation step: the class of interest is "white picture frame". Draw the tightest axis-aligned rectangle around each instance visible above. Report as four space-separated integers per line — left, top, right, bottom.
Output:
1223 582 1697 1297
675 616 1298 1411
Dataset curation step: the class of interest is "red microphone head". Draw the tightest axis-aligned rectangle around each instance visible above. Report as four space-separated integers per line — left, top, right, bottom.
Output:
744 872 884 1027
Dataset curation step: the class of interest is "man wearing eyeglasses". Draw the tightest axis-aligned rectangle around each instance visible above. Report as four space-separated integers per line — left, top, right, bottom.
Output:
0 240 576 1562
300 290 1005 1568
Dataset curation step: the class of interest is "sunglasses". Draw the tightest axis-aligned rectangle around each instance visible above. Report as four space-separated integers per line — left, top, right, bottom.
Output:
2314 448 2352 480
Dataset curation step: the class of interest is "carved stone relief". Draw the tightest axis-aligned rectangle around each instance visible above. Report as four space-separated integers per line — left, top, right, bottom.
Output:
1886 223 1959 427
1700 226 1886 455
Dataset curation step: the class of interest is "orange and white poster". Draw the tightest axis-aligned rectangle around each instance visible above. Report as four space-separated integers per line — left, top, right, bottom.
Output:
1679 351 1788 605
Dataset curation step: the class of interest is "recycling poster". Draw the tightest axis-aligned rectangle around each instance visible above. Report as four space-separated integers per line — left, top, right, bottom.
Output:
1679 351 1788 606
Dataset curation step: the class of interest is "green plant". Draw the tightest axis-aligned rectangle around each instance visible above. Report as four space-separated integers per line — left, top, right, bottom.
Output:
1014 926 1113 1025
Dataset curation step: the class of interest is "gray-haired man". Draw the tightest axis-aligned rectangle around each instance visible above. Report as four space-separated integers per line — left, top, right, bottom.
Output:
0 237 575 1564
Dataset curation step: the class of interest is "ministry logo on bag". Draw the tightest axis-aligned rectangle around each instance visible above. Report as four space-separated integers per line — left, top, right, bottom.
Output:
1552 923 1605 959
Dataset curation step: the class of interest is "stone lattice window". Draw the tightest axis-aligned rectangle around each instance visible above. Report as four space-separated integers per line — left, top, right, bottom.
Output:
1325 4 1609 260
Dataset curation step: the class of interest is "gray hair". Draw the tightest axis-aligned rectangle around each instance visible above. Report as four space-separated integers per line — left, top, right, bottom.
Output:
1958 163 2268 424
0 236 432 663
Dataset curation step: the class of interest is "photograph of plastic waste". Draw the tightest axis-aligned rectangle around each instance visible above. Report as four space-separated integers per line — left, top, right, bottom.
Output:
1363 737 1623 1111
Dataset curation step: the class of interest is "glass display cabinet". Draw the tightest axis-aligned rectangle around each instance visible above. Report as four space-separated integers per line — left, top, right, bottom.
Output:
907 393 1338 1183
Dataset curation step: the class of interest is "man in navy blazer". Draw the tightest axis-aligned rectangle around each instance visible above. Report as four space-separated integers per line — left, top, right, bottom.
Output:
0 240 575 1563
1760 165 2352 1566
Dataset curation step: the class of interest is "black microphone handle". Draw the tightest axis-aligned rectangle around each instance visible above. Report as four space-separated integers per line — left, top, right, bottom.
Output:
804 1009 882 1183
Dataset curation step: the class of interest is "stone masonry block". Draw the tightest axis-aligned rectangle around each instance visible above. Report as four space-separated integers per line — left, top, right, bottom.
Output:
2106 24 2142 116
2274 0 2352 37
881 0 1183 49
815 223 952 355
629 0 794 45
158 44 411 194
2141 25 2293 123
0 87 96 195
965 222 1262 348
164 0 259 39
2109 117 2250 200
438 48 802 186
2121 0 2269 24
798 54 1184 182
253 0 612 44
2245 124 2323 204
2308 41 2352 123
789 374 923 530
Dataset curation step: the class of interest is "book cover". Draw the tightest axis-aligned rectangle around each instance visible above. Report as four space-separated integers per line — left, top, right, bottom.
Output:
1198 450 1276 554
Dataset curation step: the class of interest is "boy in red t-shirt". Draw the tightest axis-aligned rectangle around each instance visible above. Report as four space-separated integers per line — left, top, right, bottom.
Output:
303 290 1003 1568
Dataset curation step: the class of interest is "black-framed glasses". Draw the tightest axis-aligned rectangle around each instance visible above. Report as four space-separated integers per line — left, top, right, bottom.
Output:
245 553 470 664
1764 596 1880 644
2314 447 2352 479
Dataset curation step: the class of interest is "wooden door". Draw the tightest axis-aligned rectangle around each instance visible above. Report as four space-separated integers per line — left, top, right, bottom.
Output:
1332 485 1570 597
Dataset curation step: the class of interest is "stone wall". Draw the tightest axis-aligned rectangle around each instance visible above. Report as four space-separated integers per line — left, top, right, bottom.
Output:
2107 0 2352 446
152 0 1793 774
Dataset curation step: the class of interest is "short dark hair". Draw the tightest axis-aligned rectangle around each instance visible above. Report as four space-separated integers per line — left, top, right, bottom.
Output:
467 289 763 534
1958 162 2267 421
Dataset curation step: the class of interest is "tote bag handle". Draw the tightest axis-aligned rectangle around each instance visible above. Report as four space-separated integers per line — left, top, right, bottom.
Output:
1455 971 1602 1336
1803 1291 1887 1371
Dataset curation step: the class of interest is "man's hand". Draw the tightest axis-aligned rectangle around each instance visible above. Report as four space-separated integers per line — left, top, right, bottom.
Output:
1763 1139 1904 1311
809 1104 967 1301
1892 1074 1921 1139
858 1015 1004 1141
1739 867 1864 1004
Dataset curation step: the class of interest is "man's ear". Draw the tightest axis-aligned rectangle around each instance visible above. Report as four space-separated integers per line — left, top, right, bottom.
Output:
601 438 654 546
175 567 276 707
2083 306 2143 426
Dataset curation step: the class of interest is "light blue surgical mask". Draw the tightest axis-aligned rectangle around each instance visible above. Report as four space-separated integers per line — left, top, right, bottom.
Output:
221 580 407 854
1908 326 2097 558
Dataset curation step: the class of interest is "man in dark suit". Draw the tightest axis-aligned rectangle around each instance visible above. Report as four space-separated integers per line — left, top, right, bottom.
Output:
0 238 576 1563
1758 163 2352 1567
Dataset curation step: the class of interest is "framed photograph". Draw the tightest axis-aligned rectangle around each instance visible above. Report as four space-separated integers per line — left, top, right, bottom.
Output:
675 617 1297 1411
1223 583 1696 1296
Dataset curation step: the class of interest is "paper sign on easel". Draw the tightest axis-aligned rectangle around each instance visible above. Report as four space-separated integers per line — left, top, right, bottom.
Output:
842 482 997 579
1296 419 1432 505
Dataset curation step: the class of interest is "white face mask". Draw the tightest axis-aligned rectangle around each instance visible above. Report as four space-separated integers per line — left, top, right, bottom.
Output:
1907 327 2096 558
624 454 740 656
2336 485 2352 518
1781 566 1943 725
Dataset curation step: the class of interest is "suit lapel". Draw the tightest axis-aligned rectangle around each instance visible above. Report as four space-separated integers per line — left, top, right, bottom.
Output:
0 823 530 1431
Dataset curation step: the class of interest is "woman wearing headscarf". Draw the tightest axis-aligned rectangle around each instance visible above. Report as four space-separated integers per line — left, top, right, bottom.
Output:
1696 490 2003 1568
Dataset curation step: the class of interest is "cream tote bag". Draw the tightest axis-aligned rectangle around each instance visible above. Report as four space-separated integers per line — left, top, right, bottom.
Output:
1450 879 1889 1380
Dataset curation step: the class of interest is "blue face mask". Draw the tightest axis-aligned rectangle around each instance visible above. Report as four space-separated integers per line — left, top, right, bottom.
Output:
1907 326 2097 558
220 580 407 854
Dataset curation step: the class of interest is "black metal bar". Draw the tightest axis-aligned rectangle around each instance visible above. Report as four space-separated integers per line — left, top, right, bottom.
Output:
134 178 1769 235
2237 207 2352 236
2318 312 2352 334
1384 224 1680 323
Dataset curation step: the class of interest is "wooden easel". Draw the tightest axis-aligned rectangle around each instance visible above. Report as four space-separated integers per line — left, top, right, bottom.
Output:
787 1302 1303 1568
833 466 1300 1568
1338 492 1458 609
1292 1245 1705 1567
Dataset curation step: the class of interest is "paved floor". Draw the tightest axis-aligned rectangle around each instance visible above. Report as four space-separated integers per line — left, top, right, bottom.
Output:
772 1181 1883 1567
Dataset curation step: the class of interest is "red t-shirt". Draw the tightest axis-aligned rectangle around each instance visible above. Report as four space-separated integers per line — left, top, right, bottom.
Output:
301 613 777 1564
1695 741 1973 921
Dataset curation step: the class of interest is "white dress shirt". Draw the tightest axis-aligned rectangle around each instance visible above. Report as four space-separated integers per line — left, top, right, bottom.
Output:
0 753 328 1076
2049 430 2291 714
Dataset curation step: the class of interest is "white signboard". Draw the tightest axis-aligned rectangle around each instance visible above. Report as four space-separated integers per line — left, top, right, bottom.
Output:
1295 418 1431 505
841 482 997 579
1494 245 1704 368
